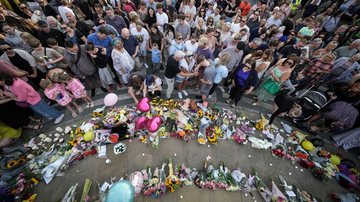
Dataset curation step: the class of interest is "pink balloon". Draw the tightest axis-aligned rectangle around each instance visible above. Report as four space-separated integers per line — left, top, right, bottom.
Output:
147 116 162 133
135 117 149 130
137 97 151 112
104 93 118 106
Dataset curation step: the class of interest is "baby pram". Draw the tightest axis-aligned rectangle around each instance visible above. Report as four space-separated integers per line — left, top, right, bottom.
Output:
293 84 333 122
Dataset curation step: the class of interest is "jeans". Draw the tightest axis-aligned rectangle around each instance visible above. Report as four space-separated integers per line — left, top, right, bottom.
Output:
30 99 62 119
165 77 175 99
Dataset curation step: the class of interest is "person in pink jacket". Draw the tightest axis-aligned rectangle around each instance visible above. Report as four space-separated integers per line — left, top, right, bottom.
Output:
0 74 64 124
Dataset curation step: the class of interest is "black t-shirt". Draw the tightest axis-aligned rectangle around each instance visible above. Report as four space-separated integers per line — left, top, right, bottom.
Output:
279 45 301 58
39 28 65 47
165 55 180 79
302 4 317 19
8 52 33 74
76 21 91 36
90 48 108 68
282 19 294 36
41 5 58 18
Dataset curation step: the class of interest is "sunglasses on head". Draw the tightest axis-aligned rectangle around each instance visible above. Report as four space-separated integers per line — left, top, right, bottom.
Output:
20 6 27 9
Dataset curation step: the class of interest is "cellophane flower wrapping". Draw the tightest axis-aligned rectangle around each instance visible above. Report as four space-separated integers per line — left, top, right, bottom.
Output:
214 162 229 189
204 162 216 190
175 163 193 187
166 158 180 192
142 167 157 196
152 163 166 198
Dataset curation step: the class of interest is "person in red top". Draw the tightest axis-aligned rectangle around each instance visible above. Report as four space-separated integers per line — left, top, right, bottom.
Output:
239 0 251 16
123 0 136 14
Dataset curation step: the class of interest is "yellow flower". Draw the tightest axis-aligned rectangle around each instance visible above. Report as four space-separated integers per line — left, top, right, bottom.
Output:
197 109 203 117
69 139 79 146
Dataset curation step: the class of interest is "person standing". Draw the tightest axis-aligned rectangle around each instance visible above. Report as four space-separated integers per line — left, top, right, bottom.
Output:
64 41 100 96
111 39 135 85
104 6 127 34
164 51 185 99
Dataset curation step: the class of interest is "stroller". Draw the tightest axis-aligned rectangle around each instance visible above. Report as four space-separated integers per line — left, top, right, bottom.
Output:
293 83 334 122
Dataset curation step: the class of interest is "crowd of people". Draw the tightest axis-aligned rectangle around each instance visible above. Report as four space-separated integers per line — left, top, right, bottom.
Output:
0 0 359 149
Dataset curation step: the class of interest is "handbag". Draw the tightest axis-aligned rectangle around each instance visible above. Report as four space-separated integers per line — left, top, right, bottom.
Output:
262 78 281 95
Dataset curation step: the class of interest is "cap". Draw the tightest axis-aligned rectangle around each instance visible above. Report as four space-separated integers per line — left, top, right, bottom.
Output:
38 20 48 27
145 75 154 86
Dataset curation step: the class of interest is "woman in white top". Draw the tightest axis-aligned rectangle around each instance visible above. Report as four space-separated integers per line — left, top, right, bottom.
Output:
231 16 241 34
255 49 273 80
176 51 196 98
220 23 232 49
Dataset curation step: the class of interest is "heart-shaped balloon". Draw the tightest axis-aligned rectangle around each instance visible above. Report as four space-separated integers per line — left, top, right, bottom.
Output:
147 116 162 133
137 97 151 112
135 117 149 130
128 171 144 197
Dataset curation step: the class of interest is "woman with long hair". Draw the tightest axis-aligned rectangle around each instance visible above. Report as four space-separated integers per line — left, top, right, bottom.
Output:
144 7 157 31
149 24 165 54
255 49 274 81
208 52 230 97
226 59 259 107
252 57 294 105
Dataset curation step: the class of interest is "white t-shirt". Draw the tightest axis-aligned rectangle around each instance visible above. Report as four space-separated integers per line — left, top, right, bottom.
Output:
58 6 74 22
179 58 195 72
145 77 162 91
183 5 196 16
130 28 149 50
230 23 240 33
156 12 169 32
184 40 198 53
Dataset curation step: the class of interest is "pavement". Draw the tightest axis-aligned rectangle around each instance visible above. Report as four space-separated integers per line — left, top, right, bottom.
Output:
23 75 359 202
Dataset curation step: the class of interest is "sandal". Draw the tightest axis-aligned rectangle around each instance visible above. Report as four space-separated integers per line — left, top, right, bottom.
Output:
77 107 83 113
86 103 91 108
24 124 43 130
90 101 95 108
72 112 78 118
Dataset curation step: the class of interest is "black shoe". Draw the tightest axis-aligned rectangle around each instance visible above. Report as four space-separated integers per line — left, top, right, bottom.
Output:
100 87 109 93
91 88 96 97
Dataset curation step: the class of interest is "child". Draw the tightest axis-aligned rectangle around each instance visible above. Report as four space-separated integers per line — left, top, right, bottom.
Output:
58 73 95 108
40 79 82 118
85 43 114 92
151 43 162 73
143 74 162 97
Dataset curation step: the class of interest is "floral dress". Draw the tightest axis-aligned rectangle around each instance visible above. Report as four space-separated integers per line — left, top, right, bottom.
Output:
66 78 87 98
44 83 72 106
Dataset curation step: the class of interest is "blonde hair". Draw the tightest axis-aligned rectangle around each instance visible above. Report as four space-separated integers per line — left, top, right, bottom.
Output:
129 11 140 23
39 79 52 89
198 37 208 46
218 52 230 66
58 72 71 82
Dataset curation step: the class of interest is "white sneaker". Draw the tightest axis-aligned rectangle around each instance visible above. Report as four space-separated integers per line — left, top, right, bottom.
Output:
144 63 149 69
182 90 188 96
54 113 64 124
208 94 213 98
178 92 183 99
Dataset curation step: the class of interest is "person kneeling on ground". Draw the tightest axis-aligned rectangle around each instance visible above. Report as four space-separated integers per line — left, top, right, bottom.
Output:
306 101 359 133
268 92 302 125
143 74 162 98
127 72 146 104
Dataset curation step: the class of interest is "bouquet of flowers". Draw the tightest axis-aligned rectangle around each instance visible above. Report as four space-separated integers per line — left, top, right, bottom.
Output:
165 158 180 192
214 162 229 189
231 128 248 144
142 167 157 196
232 169 251 192
194 158 209 188
224 166 240 191
152 163 167 198
204 159 216 190
253 169 272 201
175 163 193 187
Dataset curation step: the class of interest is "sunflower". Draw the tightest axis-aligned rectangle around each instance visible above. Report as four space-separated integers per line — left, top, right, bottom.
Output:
207 112 213 120
207 134 218 144
197 109 203 118
69 139 79 146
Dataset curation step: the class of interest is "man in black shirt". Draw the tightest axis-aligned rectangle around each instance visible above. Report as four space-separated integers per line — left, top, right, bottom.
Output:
127 72 146 103
37 20 65 47
66 11 92 36
164 51 185 99
279 41 305 59
38 0 59 19
243 38 262 57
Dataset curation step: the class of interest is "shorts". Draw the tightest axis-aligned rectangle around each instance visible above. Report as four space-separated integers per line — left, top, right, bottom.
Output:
175 75 186 83
138 49 147 57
